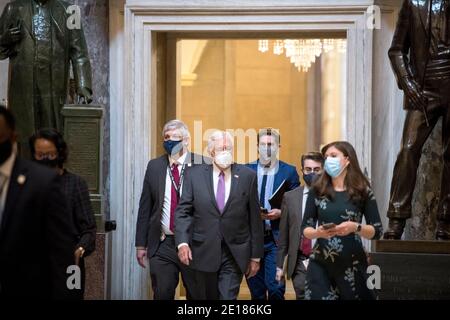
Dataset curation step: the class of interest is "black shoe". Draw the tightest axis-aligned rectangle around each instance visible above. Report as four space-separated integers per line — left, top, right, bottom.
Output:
383 218 406 240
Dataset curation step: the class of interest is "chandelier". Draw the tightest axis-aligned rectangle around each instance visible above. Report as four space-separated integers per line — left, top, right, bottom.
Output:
258 39 346 72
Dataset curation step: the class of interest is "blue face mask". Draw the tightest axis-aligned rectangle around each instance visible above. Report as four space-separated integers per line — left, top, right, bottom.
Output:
324 157 344 178
163 139 183 156
303 172 319 186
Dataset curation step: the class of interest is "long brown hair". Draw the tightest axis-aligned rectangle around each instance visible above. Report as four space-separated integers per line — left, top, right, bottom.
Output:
313 141 370 204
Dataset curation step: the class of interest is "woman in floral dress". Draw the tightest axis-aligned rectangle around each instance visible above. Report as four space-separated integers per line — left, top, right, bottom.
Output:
301 141 383 300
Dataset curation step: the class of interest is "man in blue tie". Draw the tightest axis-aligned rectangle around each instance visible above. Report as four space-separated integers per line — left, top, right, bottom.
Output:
246 128 300 300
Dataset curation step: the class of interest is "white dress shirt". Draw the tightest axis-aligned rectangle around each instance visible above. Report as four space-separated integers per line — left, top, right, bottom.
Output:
0 147 16 225
302 186 316 248
213 164 231 206
161 152 188 236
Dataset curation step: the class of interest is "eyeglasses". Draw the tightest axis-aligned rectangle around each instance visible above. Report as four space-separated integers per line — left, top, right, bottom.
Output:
34 152 58 160
303 167 322 174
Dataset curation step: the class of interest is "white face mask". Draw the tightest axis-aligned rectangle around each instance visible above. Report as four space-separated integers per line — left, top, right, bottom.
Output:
214 150 233 169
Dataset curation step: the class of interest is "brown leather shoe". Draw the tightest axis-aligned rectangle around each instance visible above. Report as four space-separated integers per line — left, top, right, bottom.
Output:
383 218 406 240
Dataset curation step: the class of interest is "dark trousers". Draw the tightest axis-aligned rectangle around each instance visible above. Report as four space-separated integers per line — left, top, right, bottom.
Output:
192 242 243 300
246 235 285 300
148 235 196 300
388 79 450 223
292 252 307 300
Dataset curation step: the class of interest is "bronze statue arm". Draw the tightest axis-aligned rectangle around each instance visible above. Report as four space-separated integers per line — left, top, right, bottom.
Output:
388 0 427 111
0 4 20 59
69 21 93 104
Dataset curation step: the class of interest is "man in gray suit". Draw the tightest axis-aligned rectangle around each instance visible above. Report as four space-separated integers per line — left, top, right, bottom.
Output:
276 152 324 299
135 120 203 300
176 130 264 300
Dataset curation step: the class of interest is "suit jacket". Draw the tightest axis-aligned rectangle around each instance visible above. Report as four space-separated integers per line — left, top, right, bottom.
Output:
389 0 449 108
0 158 77 299
175 163 264 273
276 186 305 279
246 160 300 241
135 152 205 258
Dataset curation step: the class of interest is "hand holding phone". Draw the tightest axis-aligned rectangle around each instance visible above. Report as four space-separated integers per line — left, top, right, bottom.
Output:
318 222 337 239
260 207 268 219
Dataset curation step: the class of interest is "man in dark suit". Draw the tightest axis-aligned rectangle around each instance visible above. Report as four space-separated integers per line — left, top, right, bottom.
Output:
0 106 77 299
276 152 324 299
175 130 264 300
246 128 299 300
385 0 450 239
135 120 202 299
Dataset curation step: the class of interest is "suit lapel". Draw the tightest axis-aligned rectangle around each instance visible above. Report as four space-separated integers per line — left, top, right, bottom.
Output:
158 156 169 205
50 0 66 40
19 0 34 40
273 162 285 194
296 186 305 227
222 164 240 214
205 165 220 214
0 158 28 236
416 0 431 36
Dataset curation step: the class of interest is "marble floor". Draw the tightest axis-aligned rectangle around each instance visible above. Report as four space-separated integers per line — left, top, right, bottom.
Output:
237 278 296 300
177 278 296 300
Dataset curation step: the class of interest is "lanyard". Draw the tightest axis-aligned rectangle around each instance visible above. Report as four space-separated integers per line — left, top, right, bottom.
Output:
168 163 186 198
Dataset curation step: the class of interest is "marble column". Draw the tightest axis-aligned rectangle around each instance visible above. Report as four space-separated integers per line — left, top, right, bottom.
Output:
77 0 110 299
405 120 442 240
0 1 8 105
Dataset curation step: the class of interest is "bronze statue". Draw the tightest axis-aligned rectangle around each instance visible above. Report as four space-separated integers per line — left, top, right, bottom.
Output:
385 0 450 240
0 0 92 156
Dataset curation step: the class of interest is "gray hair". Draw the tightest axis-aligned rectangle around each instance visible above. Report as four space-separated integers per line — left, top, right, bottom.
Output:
207 130 234 154
162 119 190 139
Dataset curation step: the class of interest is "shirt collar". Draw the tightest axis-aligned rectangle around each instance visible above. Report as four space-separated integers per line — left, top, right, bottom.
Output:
213 163 231 176
169 151 188 166
0 144 17 179
304 185 310 194
258 160 279 174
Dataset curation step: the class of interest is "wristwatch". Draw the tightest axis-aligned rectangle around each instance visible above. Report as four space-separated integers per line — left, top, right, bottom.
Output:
355 223 362 234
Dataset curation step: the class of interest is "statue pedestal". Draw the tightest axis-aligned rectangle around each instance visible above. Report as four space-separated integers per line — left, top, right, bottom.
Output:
62 105 106 300
62 105 104 230
371 240 450 299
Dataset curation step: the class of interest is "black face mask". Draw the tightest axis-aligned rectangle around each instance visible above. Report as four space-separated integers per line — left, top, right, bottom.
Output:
35 157 60 168
0 140 13 165
303 172 319 187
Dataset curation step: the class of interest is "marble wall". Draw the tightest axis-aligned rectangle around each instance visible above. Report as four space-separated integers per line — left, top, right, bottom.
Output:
405 121 442 240
76 0 110 299
77 0 110 222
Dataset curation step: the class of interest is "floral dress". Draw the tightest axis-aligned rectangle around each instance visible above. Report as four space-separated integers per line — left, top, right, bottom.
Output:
301 188 383 300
